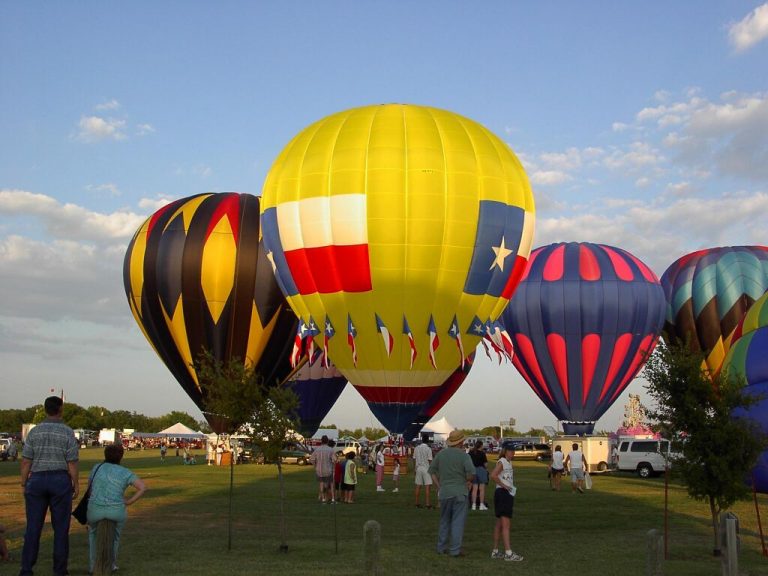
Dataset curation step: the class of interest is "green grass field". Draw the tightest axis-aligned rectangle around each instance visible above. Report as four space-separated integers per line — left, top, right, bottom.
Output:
2 449 768 575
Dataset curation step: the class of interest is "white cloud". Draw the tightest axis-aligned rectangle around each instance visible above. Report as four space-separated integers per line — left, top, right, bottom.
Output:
137 196 174 212
602 142 665 171
530 170 571 186
666 181 693 196
95 99 121 111
0 189 145 241
76 116 127 142
635 177 651 188
535 191 768 275
728 2 768 52
85 183 121 197
136 123 156 136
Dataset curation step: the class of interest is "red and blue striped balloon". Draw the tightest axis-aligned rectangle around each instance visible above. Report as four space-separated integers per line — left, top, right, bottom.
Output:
500 242 665 435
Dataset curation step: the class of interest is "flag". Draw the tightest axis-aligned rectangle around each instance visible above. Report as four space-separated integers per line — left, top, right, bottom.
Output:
462 200 531 300
448 315 466 370
261 194 372 296
322 316 335 368
403 315 417 369
290 321 308 368
495 321 514 361
428 315 439 369
347 314 358 367
485 320 504 364
306 317 321 366
375 314 394 357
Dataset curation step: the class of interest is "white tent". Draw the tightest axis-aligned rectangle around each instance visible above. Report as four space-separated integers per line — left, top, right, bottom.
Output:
421 416 455 442
157 422 204 436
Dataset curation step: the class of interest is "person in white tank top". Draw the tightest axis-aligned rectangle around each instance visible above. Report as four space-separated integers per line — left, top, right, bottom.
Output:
550 445 565 491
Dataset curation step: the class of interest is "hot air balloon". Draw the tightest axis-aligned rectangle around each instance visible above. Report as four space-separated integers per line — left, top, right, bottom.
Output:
401 352 475 441
722 290 768 492
660 246 768 377
260 104 535 433
123 192 297 432
285 361 348 438
500 242 666 435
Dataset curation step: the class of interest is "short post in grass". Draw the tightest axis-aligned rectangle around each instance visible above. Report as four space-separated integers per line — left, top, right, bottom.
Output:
364 520 381 575
646 529 663 576
719 512 739 576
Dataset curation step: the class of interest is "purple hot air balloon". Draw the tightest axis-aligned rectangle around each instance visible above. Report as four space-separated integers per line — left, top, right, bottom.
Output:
500 242 666 435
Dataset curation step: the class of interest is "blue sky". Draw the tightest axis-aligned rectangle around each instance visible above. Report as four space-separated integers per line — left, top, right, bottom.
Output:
2 2 767 433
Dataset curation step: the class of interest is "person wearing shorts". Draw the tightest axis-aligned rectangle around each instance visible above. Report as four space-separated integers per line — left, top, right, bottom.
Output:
341 452 357 503
412 440 433 508
469 440 489 510
309 435 336 503
490 441 523 562
550 445 565 491
565 443 587 494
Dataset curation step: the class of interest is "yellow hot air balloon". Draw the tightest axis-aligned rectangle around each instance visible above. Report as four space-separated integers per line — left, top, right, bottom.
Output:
260 104 535 432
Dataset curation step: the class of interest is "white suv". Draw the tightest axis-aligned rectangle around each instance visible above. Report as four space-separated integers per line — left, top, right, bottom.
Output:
616 439 671 478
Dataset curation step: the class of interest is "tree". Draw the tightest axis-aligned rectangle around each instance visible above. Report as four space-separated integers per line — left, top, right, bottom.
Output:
643 341 765 556
194 350 300 553
248 385 300 552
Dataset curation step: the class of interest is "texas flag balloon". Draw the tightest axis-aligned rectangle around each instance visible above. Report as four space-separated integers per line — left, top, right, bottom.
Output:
261 104 535 432
500 242 666 435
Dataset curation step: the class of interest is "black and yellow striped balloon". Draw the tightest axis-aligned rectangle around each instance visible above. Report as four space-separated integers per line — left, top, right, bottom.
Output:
123 192 297 431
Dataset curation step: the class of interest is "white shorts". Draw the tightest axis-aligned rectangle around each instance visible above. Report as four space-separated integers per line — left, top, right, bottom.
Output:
414 465 432 486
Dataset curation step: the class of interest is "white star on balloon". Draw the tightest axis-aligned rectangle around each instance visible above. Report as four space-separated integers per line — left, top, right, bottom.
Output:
266 250 277 273
489 237 514 271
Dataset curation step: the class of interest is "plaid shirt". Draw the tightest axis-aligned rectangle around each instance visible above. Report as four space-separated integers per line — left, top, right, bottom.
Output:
22 420 79 472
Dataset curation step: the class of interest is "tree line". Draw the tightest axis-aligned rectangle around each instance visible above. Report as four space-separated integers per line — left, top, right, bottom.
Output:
0 403 207 436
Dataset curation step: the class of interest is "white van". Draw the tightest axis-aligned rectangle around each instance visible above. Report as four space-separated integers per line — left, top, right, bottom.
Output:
335 440 362 455
616 439 671 478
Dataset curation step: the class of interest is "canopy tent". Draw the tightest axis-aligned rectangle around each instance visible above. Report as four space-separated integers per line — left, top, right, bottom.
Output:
421 416 455 442
131 422 207 439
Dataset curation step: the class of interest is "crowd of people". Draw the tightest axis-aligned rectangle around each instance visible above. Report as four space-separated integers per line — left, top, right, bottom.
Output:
8 397 597 571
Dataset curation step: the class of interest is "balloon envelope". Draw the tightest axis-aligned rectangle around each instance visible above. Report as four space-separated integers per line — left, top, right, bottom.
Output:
660 246 768 376
500 242 665 435
723 290 768 493
124 193 297 432
286 360 348 438
261 104 535 432
401 352 475 441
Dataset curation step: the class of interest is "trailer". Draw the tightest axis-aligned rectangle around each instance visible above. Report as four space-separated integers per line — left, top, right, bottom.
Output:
551 435 611 473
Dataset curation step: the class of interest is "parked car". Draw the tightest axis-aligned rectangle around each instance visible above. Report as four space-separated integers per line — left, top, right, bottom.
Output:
616 439 671 478
510 442 552 461
243 442 312 466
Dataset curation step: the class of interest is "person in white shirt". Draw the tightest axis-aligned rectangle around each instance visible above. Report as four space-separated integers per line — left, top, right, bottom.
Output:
412 440 434 508
489 442 523 562
550 445 565 491
564 443 588 493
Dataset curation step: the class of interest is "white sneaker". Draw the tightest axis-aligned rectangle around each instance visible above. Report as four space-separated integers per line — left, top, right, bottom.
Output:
392 488 399 492
471 504 477 510
376 486 385 492
479 503 488 510
504 552 523 562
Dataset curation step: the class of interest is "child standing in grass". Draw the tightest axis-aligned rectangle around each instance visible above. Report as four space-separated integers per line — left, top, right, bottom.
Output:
343 451 357 503
391 457 400 492
490 441 523 562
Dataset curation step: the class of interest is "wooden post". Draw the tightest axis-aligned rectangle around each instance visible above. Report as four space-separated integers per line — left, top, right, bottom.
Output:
364 520 382 576
646 529 664 576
